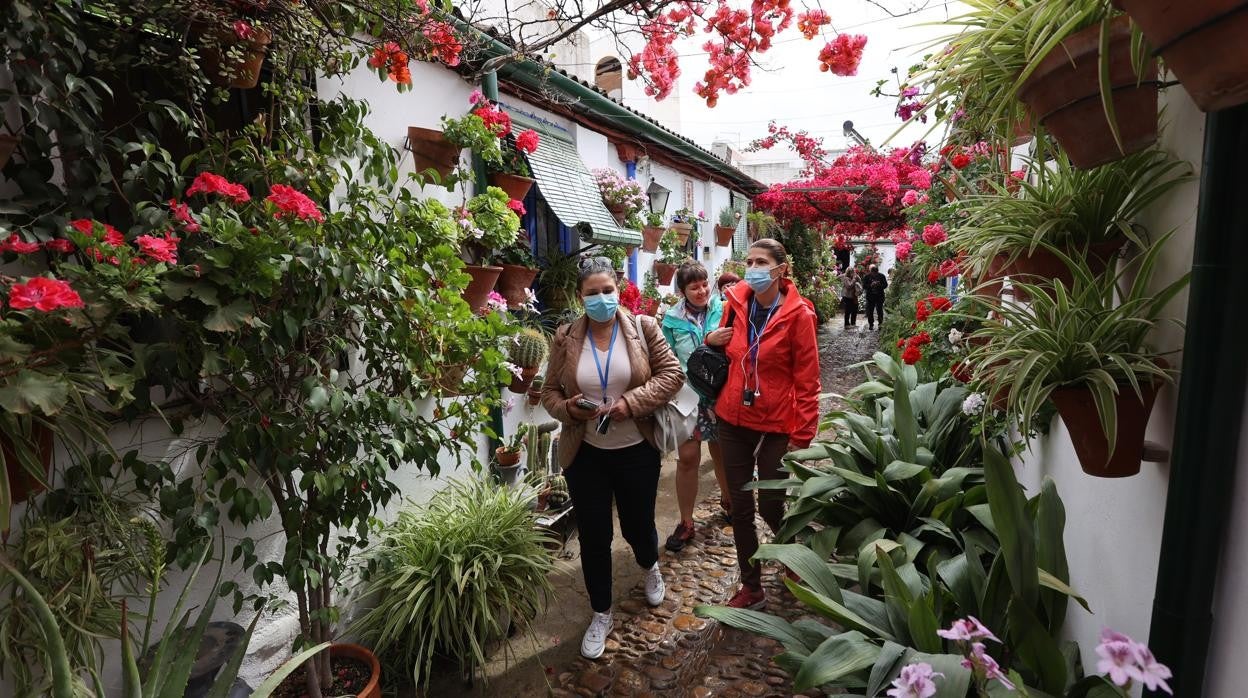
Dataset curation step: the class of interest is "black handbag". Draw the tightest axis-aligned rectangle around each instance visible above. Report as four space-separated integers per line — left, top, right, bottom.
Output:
685 309 735 400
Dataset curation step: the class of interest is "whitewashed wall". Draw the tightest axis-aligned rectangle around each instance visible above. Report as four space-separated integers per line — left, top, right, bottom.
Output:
1008 85 1224 686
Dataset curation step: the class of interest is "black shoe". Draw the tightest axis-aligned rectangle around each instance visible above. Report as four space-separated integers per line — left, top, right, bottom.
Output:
665 521 696 551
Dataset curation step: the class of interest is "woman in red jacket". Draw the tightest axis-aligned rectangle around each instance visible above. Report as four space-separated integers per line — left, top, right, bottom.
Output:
705 238 822 609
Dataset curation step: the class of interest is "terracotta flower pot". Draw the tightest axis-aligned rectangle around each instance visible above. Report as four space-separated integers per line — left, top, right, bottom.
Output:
526 379 545 406
407 126 461 179
641 226 664 253
1117 0 1248 112
489 172 535 200
606 203 629 225
1 423 53 505
330 643 382 698
714 225 736 247
999 237 1126 299
0 134 17 170
196 25 272 89
508 365 539 394
496 447 522 467
653 262 677 285
496 264 538 308
1018 16 1158 169
461 264 503 312
669 223 693 246
1050 378 1162 478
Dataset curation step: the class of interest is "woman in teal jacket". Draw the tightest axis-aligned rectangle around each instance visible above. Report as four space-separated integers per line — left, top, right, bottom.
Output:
660 261 731 551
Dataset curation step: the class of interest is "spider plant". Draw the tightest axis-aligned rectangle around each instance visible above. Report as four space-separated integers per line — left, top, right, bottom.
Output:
949 148 1191 278
962 231 1187 450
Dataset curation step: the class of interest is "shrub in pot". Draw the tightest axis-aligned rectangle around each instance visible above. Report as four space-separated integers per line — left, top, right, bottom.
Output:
352 478 555 689
487 129 540 200
714 206 738 246
949 148 1191 297
591 168 646 226
964 234 1187 477
653 228 687 285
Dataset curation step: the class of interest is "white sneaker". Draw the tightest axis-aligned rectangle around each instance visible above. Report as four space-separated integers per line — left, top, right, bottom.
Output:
644 562 666 606
581 610 613 659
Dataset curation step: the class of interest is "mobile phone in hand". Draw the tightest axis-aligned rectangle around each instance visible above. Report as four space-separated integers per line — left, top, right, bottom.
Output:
574 398 599 411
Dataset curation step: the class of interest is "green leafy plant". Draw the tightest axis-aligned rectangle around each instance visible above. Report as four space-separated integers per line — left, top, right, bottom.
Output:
538 248 584 309
465 185 524 258
644 211 664 228
489 138 532 177
717 206 738 228
963 232 1187 449
352 478 556 688
442 112 505 166
657 229 688 265
949 149 1191 278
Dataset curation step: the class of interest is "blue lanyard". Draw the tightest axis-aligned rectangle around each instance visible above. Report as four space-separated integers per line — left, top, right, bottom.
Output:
745 295 780 391
590 320 619 404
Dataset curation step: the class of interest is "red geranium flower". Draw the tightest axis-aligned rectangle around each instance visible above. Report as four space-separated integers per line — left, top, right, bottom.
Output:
1 234 41 255
950 153 972 169
266 184 325 222
950 361 972 383
69 219 125 247
516 129 540 154
915 299 931 322
7 276 84 311
168 199 201 233
901 344 922 365
506 199 526 216
910 331 932 346
44 239 76 254
929 295 952 312
186 172 251 204
135 232 180 264
927 268 940 284
473 104 512 137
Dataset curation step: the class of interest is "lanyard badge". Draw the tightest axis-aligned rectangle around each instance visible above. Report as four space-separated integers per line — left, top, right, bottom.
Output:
590 321 619 431
742 296 780 406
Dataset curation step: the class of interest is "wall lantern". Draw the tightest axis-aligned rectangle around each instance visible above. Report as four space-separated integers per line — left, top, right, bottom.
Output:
646 178 671 215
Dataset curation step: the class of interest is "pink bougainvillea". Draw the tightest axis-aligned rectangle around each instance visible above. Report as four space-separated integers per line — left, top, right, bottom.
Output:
796 9 831 39
818 34 868 76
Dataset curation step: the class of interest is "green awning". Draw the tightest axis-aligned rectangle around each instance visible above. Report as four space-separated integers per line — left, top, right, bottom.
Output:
517 119 642 247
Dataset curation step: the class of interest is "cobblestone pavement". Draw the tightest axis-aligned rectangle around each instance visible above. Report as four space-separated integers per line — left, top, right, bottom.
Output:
549 322 879 698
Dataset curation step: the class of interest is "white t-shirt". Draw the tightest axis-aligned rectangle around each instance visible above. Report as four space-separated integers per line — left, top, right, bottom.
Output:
577 331 644 449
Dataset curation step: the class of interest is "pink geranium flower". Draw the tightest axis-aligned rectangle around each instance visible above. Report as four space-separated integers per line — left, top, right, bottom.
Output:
1 234 41 254
7 276 84 311
44 239 76 254
168 199 201 233
135 232 180 264
921 223 947 246
266 184 325 222
186 172 251 204
506 199 526 216
516 129 540 154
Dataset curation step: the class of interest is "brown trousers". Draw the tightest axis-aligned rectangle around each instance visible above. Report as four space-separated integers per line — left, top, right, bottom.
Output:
718 420 790 589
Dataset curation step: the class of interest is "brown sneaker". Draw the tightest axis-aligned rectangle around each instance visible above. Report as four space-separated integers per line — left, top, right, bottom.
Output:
726 584 766 610
664 520 696 552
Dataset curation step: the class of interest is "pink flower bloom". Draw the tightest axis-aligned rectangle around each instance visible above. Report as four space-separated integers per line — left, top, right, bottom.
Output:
44 239 76 254
1132 643 1173 694
135 233 179 264
907 170 932 190
1096 639 1138 687
921 223 947 247
506 199 526 216
233 20 254 40
901 190 921 207
486 291 508 313
186 172 251 204
266 184 325 222
886 662 941 698
937 616 1000 643
168 199 201 233
69 219 125 247
516 129 540 154
896 241 912 261
1 234 42 255
469 89 484 105
7 276 84 311
961 642 1015 690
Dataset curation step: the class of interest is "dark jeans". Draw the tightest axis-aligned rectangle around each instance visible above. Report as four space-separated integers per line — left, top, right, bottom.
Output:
564 440 662 612
718 420 789 589
841 296 858 326
865 296 884 327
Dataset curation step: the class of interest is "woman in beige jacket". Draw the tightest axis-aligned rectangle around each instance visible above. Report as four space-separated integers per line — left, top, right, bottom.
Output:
541 257 684 660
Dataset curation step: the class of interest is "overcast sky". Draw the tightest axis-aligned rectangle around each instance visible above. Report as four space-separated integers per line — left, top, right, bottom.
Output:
616 0 966 155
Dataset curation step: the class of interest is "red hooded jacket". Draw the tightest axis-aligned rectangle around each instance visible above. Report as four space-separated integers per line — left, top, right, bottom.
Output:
712 278 822 447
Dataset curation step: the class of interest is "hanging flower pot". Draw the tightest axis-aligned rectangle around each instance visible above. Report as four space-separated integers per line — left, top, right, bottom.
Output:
641 226 665 253
489 172 535 200
434 363 469 396
1050 377 1162 478
669 223 693 246
461 264 503 312
714 225 736 247
1 422 53 505
653 262 677 285
606 203 629 226
526 377 545 406
407 127 461 179
999 237 1126 299
508 365 540 394
496 447 522 467
0 134 17 170
496 264 538 308
195 24 272 89
1018 16 1158 169
1116 0 1248 112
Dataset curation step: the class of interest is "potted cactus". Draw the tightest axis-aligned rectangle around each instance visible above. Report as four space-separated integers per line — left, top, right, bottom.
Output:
507 328 549 393
526 375 545 406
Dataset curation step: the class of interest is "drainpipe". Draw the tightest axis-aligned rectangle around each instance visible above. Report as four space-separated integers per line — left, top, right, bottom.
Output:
476 71 506 458
1145 103 1248 697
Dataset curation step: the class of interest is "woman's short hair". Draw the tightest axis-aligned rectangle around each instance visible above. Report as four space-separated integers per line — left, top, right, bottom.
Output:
675 261 709 292
716 272 740 290
577 255 616 291
749 238 788 266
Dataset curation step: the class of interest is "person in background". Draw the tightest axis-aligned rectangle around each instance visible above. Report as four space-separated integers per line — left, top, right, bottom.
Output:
717 271 740 301
705 239 822 610
862 264 888 331
541 257 685 659
838 267 863 329
661 262 731 550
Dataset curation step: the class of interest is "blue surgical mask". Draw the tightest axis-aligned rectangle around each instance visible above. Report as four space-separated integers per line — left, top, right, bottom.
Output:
744 267 776 293
583 292 619 322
